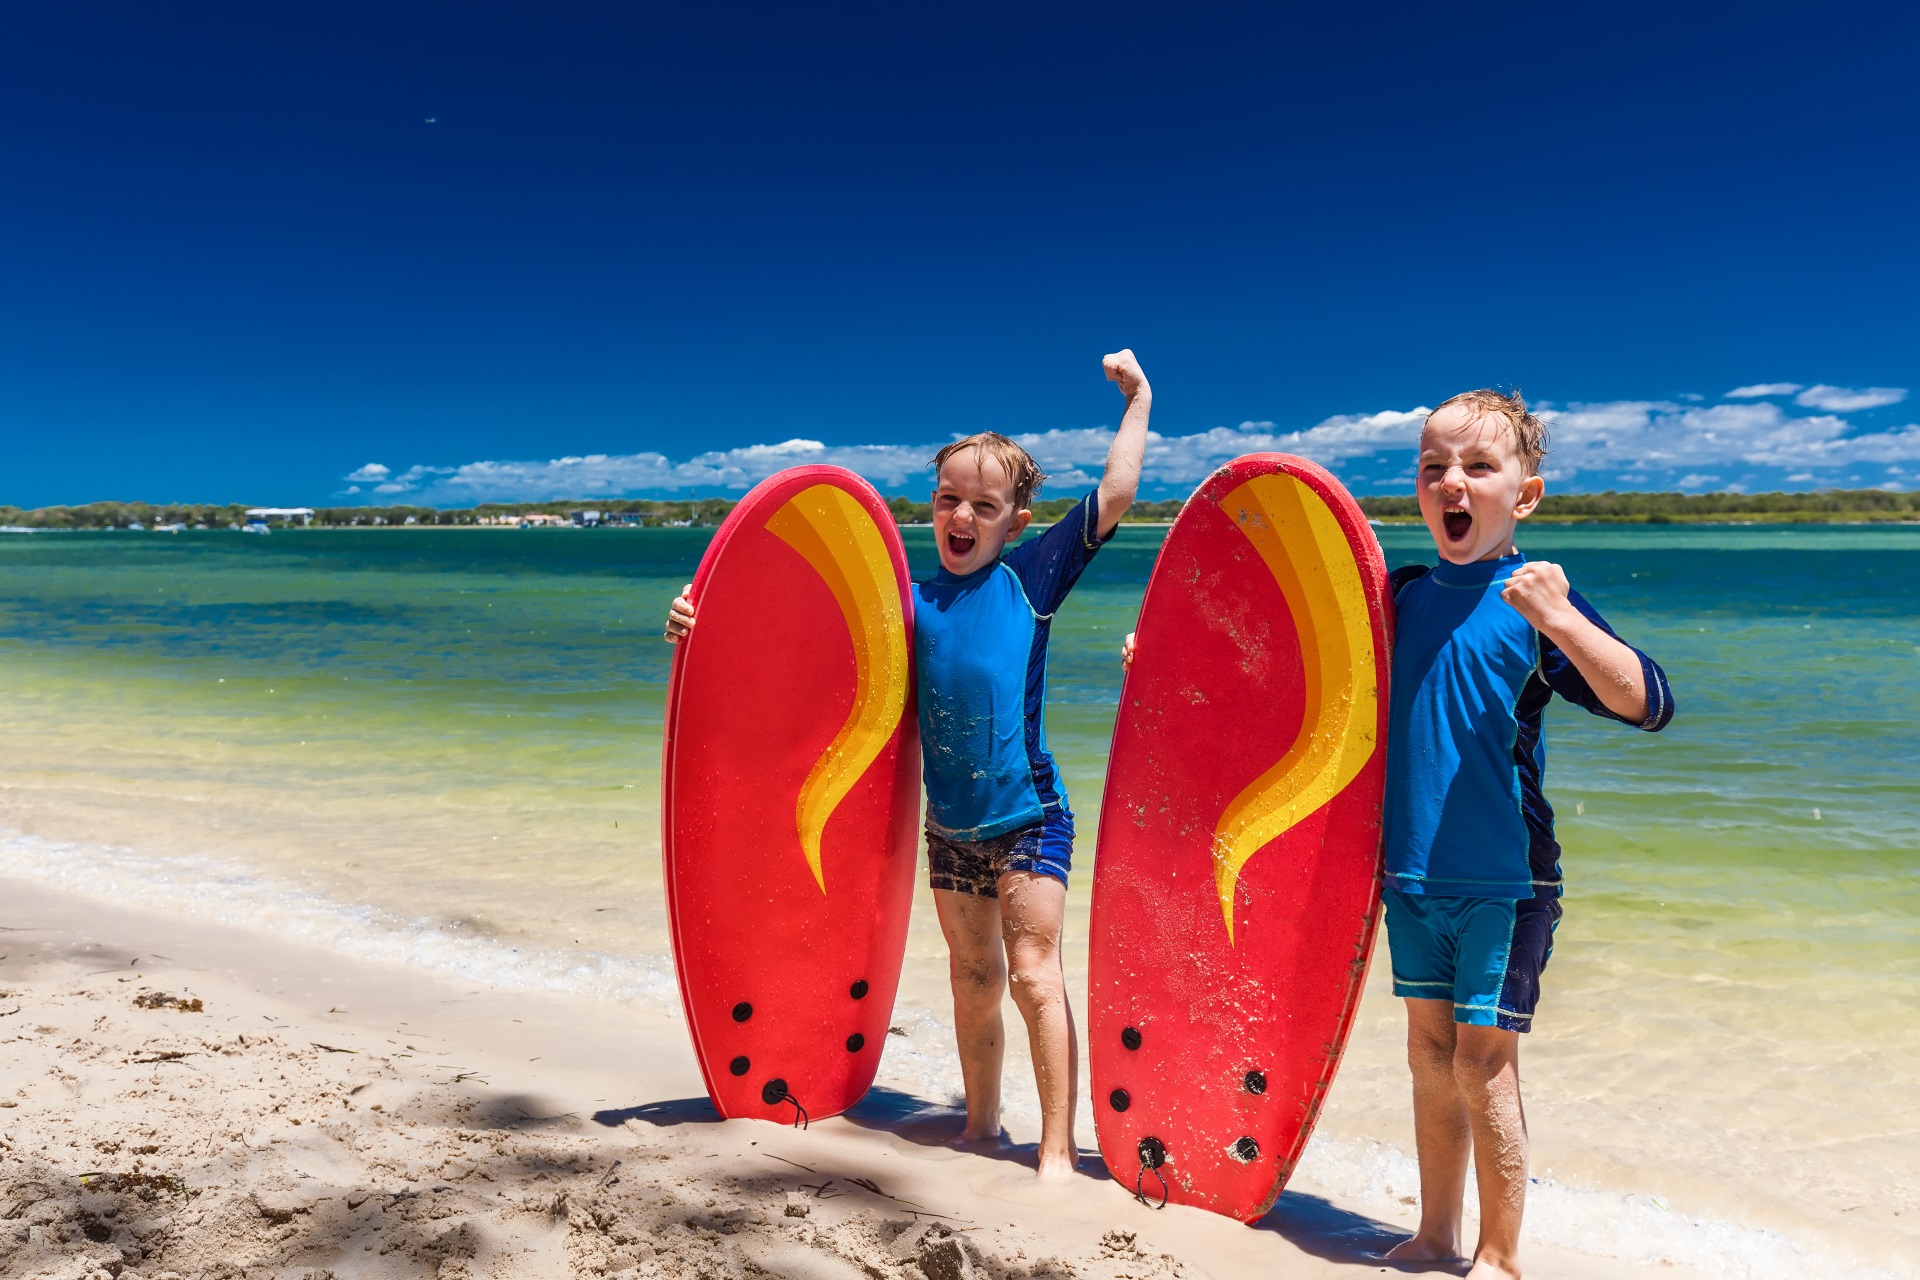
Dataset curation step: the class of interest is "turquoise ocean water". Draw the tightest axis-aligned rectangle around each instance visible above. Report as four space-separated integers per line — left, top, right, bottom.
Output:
1 524 1915 1275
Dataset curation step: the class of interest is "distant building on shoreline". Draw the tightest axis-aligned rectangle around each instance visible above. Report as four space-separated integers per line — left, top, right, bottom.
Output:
245 507 314 527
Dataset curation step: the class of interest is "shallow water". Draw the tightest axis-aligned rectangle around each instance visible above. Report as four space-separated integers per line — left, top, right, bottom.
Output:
1 523 1915 1276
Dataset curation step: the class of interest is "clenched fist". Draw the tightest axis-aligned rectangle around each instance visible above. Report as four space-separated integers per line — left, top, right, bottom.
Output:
1103 349 1149 398
1500 561 1577 634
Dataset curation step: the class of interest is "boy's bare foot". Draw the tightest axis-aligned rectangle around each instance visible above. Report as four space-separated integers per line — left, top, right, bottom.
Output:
1034 1150 1080 1181
1463 1253 1520 1280
951 1127 1010 1152
1380 1234 1467 1269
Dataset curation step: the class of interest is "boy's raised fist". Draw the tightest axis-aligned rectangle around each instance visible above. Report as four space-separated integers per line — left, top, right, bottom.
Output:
1103 349 1149 398
1500 561 1575 631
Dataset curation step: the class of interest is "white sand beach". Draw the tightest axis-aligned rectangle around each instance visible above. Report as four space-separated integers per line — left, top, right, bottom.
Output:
2 877 1699 1280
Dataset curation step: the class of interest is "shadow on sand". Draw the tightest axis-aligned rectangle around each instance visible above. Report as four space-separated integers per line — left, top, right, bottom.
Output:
841 1088 1429 1269
842 1086 1125 1185
1256 1188 1423 1262
592 1085 1118 1183
591 1087 1430 1271
591 1096 721 1128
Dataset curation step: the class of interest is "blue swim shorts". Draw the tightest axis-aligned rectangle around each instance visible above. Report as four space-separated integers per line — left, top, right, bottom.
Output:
925 808 1074 897
1382 889 1561 1032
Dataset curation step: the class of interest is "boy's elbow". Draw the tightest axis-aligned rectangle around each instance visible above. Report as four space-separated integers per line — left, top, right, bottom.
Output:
1632 656 1674 732
1636 685 1675 732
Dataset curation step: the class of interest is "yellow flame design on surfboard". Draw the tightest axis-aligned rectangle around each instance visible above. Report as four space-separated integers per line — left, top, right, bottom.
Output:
764 484 910 894
1211 472 1379 944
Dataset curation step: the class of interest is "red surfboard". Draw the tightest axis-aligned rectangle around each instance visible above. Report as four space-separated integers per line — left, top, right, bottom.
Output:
662 465 920 1124
1088 454 1391 1222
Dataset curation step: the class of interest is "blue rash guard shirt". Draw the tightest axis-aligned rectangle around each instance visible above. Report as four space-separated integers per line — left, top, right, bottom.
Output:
1383 552 1675 900
912 492 1111 841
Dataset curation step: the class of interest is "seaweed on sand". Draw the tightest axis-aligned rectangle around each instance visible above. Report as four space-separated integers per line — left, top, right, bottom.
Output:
132 990 204 1012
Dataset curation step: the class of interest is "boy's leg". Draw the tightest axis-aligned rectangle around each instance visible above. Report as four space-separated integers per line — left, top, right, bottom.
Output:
1385 997 1471 1263
997 869 1079 1179
1454 1025 1526 1280
1454 893 1553 1278
932 887 1009 1144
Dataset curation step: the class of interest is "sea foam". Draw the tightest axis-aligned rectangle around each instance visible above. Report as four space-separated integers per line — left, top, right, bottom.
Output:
0 827 680 1012
1288 1135 1900 1279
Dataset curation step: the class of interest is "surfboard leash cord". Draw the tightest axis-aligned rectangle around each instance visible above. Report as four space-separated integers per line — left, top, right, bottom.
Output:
1134 1136 1169 1210
760 1078 811 1130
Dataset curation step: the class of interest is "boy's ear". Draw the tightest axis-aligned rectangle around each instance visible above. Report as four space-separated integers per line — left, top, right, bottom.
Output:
1010 508 1033 538
1514 474 1545 520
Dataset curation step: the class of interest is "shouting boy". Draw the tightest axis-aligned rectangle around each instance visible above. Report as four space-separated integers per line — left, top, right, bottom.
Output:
667 350 1152 1179
1379 389 1674 1278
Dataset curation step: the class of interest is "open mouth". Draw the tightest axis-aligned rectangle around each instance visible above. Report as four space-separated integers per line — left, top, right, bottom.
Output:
1442 508 1473 542
945 530 977 559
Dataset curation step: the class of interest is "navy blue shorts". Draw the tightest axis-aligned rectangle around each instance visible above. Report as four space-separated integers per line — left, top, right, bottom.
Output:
925 809 1074 897
1383 889 1561 1033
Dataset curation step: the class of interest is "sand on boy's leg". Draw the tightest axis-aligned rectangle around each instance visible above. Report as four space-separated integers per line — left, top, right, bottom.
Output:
996 869 1079 1180
1386 997 1527 1279
934 885 1011 1147
931 874 1080 1178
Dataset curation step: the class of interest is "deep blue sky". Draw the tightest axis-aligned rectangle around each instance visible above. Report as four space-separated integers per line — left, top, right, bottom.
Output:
3 2 1917 507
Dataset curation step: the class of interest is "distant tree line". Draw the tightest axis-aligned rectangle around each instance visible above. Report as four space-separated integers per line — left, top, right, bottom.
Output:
0 501 258 529
5 488 1917 530
308 499 744 527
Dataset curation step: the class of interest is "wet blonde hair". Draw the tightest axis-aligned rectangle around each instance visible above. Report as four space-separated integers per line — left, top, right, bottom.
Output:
930 432 1048 509
1429 388 1550 476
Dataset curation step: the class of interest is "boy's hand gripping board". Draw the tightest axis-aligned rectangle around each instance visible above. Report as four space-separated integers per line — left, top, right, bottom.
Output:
1089 454 1390 1222
662 466 920 1123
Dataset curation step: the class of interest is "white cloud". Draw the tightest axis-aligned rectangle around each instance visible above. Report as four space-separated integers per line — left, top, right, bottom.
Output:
353 438 943 505
1538 399 1920 478
349 409 1436 505
1793 384 1908 412
340 396 1920 504
1010 407 1432 491
1724 383 1803 398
